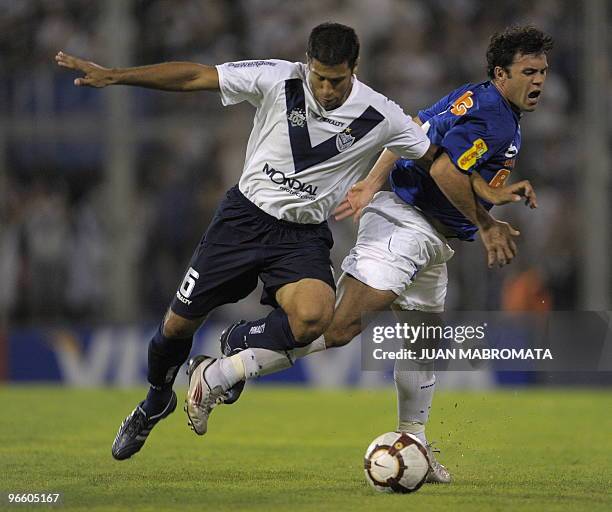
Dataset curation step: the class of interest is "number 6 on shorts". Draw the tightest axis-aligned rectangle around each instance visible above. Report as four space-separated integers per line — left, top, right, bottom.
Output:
179 267 200 298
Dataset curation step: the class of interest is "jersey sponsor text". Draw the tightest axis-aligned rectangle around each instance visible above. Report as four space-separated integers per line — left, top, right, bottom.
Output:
262 163 318 199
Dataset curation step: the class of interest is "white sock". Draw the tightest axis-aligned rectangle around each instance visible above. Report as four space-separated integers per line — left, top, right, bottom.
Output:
208 348 284 391
206 356 244 391
290 336 327 364
211 337 327 390
394 358 435 446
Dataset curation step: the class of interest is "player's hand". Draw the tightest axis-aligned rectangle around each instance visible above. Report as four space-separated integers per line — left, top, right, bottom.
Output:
55 51 114 88
479 219 521 268
333 180 377 222
489 180 538 208
474 178 538 208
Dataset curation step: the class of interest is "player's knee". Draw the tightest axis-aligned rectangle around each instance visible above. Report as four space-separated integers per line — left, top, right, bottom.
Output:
290 305 333 345
292 322 326 345
162 311 200 339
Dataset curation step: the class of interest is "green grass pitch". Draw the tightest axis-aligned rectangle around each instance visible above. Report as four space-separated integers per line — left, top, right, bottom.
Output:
1 386 610 511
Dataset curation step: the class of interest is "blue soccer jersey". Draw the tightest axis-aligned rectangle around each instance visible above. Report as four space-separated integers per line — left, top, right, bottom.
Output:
390 81 521 241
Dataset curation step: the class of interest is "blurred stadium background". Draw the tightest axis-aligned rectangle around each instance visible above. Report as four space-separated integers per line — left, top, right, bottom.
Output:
0 0 610 390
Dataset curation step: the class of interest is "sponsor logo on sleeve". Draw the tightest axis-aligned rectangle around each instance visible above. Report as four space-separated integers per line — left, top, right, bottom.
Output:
450 91 474 116
458 138 488 171
228 60 277 68
489 169 512 188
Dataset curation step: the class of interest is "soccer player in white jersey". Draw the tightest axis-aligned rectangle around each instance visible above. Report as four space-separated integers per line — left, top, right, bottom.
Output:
56 23 518 462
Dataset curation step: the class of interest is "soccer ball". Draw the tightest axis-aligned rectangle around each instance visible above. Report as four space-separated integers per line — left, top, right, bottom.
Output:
363 432 430 493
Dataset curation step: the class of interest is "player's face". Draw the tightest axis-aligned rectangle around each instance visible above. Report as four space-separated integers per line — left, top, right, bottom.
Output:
307 58 354 111
499 53 548 112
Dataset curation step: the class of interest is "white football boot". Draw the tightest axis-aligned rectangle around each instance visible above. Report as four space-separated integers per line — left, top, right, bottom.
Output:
185 356 225 435
425 443 452 483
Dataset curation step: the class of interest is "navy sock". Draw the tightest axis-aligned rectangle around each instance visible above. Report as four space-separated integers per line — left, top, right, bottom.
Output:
143 325 192 416
144 386 173 416
227 308 297 352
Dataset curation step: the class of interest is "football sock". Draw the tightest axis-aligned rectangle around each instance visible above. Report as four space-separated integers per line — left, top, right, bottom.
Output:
225 308 297 351
144 325 192 416
144 386 173 417
394 358 435 446
207 338 327 391
250 336 327 377
204 356 246 391
203 353 247 391
292 336 327 361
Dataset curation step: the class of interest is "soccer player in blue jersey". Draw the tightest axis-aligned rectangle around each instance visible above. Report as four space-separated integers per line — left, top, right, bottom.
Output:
215 25 552 483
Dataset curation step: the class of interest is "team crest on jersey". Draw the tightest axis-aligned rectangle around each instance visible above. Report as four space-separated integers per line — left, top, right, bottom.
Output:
288 108 306 128
336 128 355 152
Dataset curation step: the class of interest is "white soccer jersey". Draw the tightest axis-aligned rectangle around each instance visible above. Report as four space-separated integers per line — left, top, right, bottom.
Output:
216 59 430 224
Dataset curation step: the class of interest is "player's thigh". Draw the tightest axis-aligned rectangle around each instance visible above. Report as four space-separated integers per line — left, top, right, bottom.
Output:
260 220 336 308
341 195 422 299
275 278 335 343
393 263 449 313
169 240 260 325
343 194 452 308
325 273 397 348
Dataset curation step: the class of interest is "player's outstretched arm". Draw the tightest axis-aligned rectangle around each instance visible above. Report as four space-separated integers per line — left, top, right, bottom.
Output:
334 144 439 222
430 153 520 268
55 51 219 91
471 173 538 208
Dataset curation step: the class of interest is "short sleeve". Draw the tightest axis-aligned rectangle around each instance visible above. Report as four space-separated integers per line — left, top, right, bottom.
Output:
383 100 431 160
441 112 508 175
417 83 474 123
215 59 295 108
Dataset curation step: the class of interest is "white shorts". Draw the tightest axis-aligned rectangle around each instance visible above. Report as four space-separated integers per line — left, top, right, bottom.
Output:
341 192 455 312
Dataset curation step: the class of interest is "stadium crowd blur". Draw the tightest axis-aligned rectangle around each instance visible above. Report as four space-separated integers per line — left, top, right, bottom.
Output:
1 0 594 325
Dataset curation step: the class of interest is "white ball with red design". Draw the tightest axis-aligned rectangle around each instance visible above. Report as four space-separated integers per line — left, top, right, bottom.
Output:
363 432 430 493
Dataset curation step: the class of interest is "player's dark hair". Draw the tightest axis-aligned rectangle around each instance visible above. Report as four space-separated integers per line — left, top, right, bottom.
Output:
307 23 360 69
486 25 553 79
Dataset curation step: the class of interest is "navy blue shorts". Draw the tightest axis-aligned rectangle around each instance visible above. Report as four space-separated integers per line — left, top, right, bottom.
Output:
170 186 335 319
